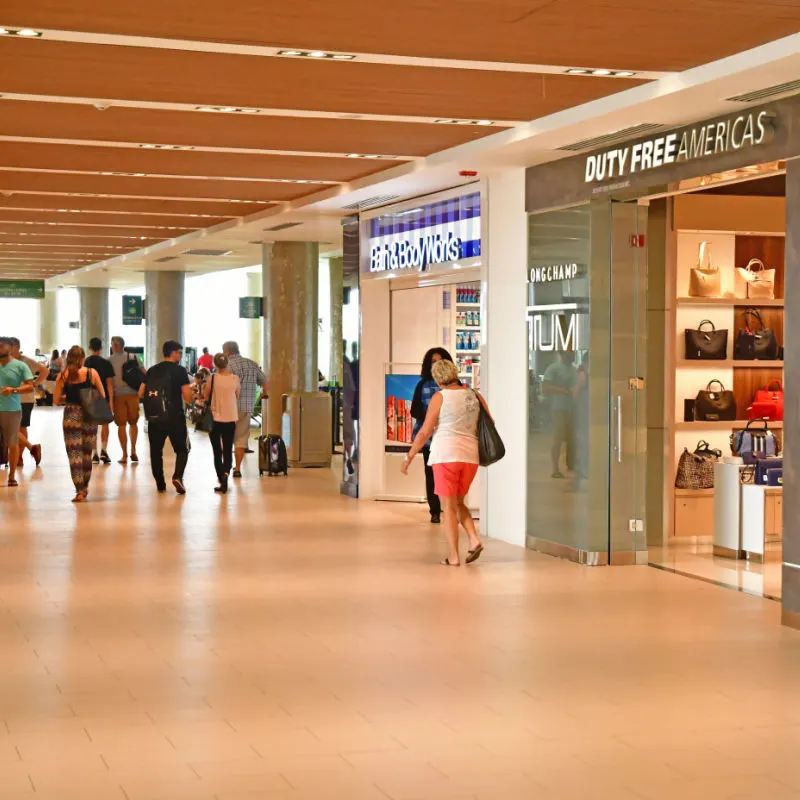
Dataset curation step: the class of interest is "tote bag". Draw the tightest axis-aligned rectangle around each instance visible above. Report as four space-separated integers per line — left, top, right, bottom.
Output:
684 319 727 360
474 391 505 466
694 379 736 422
736 258 775 300
79 369 114 424
689 241 721 298
194 376 215 433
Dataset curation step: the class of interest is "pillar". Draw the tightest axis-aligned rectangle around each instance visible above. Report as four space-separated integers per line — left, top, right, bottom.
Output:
246 271 263 365
78 287 109 354
262 242 319 435
328 256 343 385
145 271 185 367
782 159 800 630
39 290 58 355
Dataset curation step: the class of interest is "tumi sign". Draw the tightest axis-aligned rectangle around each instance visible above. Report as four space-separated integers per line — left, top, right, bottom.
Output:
584 110 775 184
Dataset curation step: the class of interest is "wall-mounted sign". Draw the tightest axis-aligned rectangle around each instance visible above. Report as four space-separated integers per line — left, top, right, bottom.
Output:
122 295 144 325
0 280 45 299
528 263 579 284
239 296 263 319
366 191 481 273
584 110 774 184
527 302 586 352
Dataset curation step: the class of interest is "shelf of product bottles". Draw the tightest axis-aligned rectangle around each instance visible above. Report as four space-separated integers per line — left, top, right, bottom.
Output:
457 349 481 355
457 302 481 308
456 326 481 331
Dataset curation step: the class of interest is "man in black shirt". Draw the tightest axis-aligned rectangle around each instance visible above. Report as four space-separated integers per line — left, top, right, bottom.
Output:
84 337 115 464
139 340 193 494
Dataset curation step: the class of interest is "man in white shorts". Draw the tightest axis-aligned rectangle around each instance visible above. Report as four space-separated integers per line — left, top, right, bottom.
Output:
222 341 268 478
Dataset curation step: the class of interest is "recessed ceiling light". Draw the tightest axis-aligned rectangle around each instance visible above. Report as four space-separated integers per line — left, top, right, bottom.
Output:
616 70 636 77
308 50 327 58
278 49 303 56
139 144 158 149
566 68 590 75
592 68 612 76
0 28 9 35
364 154 383 159
331 53 356 60
476 120 493 126
346 153 362 158
16 28 43 37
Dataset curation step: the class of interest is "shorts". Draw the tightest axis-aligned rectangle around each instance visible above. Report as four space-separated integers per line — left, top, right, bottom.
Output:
20 402 34 428
114 394 140 426
234 411 252 449
432 461 479 497
0 410 22 447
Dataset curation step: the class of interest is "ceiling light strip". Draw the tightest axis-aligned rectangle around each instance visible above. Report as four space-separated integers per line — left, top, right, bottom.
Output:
2 27 671 79
0 135 416 161
0 219 197 231
0 93 522 127
0 205 236 219
0 188 269 204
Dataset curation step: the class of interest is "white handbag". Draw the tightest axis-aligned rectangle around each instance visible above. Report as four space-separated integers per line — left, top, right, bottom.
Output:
689 241 721 298
736 258 775 300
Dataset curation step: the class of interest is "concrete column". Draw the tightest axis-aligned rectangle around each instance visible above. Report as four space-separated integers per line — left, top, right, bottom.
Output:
144 271 185 367
246 271 263 365
39 290 58 355
78 287 108 354
262 242 319 435
328 256 343 385
782 160 800 630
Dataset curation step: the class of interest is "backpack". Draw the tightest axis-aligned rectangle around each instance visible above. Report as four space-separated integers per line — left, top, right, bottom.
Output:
142 370 174 423
122 354 144 391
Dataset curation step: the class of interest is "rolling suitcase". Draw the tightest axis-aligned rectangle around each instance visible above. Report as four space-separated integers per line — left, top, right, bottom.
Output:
259 434 288 477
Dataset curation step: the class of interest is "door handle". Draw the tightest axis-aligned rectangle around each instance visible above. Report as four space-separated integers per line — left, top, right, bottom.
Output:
616 396 622 463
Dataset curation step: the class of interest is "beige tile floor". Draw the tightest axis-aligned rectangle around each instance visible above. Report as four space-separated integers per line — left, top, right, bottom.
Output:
1 409 800 799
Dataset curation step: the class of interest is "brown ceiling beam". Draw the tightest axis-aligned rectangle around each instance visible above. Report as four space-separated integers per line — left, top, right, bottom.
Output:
0 222 198 236
0 208 229 226
0 234 162 245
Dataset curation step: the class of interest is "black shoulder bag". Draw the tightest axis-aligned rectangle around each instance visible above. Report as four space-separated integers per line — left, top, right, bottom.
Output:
474 391 505 466
194 376 215 433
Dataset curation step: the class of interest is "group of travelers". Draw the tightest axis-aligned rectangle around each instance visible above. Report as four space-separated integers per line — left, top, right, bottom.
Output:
0 334 267 503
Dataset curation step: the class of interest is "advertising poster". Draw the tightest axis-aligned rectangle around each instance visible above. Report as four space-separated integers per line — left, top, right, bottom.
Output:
385 374 419 451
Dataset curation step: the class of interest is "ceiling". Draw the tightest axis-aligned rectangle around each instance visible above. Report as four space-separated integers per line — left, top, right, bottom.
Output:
0 2 798 285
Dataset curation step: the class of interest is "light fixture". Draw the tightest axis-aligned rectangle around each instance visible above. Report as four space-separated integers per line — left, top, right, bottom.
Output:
592 68 612 76
195 105 260 114
277 49 303 56
331 53 356 60
476 120 493 126
276 49 356 60
0 27 43 37
346 153 361 158
616 71 635 77
434 119 494 126
308 51 327 58
138 143 195 150
564 67 637 77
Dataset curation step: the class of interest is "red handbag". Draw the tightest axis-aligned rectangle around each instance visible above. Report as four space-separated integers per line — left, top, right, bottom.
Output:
748 379 784 421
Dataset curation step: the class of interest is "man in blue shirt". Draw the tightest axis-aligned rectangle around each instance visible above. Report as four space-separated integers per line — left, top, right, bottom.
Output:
0 336 35 487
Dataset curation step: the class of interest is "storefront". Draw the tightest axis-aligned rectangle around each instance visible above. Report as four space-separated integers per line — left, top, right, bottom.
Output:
358 185 485 515
523 95 800 626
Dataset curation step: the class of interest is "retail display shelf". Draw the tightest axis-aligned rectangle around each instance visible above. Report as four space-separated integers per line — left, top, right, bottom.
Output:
677 297 785 308
677 360 784 369
675 420 783 431
456 349 481 355
456 326 481 331
456 302 481 308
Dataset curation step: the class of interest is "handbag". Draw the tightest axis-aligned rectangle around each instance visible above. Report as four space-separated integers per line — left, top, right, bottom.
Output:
753 455 782 485
474 391 505 466
736 258 775 300
675 440 721 490
734 309 779 360
730 419 778 463
194 376 215 433
694 379 736 422
689 241 721 298
748 379 784 421
684 319 727 360
79 369 114 424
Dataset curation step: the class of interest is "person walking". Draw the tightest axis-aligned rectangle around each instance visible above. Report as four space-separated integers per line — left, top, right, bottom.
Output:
0 336 35 488
53 346 106 502
197 347 214 371
202 353 241 494
139 340 193 494
49 349 63 375
108 336 145 464
402 359 492 566
8 337 45 468
543 352 578 479
222 341 268 478
410 347 454 524
84 337 115 465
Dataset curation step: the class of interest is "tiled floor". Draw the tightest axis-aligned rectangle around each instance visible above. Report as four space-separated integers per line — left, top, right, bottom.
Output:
1 409 800 799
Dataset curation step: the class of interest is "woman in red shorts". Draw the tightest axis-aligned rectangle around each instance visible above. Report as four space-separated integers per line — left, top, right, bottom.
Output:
401 359 493 566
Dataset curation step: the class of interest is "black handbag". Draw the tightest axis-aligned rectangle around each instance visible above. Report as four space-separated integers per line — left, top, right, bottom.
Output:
194 376 215 434
684 320 727 360
734 308 779 360
474 391 505 466
79 369 114 424
694 379 737 422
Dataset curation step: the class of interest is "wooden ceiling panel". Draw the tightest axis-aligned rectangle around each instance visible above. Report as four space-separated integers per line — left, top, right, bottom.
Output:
0 39 643 121
0 141 400 181
0 209 229 226
0 171 322 201
0 100 500 157
0 234 161 246
3 0 797 71
0 222 197 237
0 194 265 217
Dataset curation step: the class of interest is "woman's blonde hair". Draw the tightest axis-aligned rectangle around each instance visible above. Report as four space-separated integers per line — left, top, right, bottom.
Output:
431 359 459 386
65 345 85 381
213 352 228 370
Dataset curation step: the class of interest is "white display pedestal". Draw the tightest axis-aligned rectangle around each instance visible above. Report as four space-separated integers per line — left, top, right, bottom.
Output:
741 485 783 562
713 462 744 558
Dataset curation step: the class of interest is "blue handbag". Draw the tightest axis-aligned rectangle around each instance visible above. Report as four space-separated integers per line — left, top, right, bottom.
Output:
754 456 782 485
767 468 783 486
731 419 778 464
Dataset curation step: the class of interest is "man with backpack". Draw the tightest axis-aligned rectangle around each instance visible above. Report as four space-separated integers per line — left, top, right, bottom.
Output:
139 340 193 494
109 336 145 464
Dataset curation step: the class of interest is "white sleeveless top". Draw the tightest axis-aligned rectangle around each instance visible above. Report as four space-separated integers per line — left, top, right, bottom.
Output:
428 388 480 465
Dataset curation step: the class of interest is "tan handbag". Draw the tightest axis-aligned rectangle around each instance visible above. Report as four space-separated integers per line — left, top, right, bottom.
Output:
689 241 721 298
736 258 775 300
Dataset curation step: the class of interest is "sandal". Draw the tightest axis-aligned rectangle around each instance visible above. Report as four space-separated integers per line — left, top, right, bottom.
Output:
440 558 460 566
465 544 484 564
7 478 19 488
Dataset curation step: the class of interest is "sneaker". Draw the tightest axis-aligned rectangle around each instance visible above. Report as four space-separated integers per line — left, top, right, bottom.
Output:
92 452 100 464
30 444 42 466
172 478 186 495
214 481 228 494
430 513 441 524
100 450 111 464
